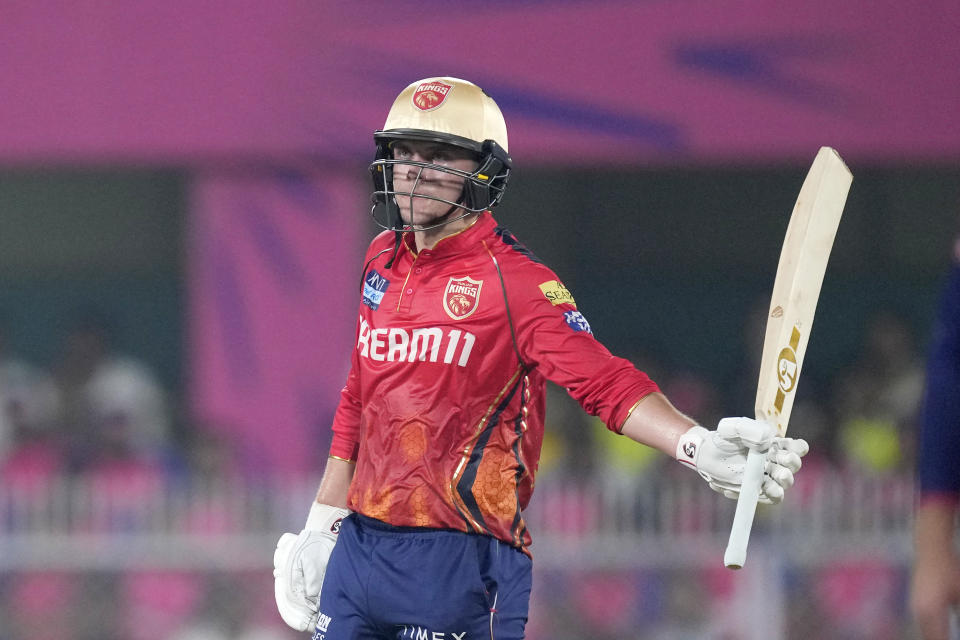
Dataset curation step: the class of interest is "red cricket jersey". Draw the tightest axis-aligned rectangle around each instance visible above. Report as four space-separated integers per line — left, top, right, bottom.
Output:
330 212 659 551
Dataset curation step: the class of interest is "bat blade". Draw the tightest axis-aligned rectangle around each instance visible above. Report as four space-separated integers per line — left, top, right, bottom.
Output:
723 147 852 569
755 147 852 435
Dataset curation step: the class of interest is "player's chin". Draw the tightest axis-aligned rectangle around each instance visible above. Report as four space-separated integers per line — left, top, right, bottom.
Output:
407 215 447 229
401 207 454 228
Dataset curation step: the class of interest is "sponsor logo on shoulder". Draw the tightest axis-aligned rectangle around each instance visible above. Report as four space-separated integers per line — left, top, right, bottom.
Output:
362 269 390 310
539 280 575 307
443 276 482 320
412 80 453 111
563 310 592 334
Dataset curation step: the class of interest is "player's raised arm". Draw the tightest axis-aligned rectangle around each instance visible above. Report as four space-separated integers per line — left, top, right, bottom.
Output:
619 392 807 506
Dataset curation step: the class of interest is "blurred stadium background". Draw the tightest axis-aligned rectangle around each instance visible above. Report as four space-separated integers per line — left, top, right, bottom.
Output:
1 2 959 639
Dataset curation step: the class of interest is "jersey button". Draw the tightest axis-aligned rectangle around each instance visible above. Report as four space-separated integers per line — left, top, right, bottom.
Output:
415 267 422 274
406 288 414 295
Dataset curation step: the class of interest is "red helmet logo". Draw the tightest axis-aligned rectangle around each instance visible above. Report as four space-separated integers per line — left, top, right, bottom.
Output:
412 81 453 112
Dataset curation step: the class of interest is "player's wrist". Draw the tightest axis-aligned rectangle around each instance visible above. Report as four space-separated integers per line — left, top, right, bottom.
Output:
675 425 708 469
305 502 351 533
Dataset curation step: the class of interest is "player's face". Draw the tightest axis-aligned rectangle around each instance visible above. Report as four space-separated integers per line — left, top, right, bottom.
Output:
390 140 478 227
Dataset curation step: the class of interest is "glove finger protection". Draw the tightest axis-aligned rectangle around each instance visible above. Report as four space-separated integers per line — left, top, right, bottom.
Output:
759 476 784 504
273 503 350 632
715 416 775 451
773 437 809 471
766 458 797 490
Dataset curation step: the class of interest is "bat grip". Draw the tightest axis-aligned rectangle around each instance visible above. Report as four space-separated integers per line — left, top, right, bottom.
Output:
723 447 766 569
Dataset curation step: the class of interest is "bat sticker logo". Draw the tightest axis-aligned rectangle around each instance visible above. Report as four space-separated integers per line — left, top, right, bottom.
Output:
773 326 803 413
777 346 798 392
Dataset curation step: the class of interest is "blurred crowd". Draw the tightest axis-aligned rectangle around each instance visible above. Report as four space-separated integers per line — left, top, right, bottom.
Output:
0 313 282 640
0 312 176 486
0 302 927 639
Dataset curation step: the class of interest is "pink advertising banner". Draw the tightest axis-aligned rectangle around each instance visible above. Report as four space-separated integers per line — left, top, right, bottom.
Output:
1 1 958 165
188 167 365 474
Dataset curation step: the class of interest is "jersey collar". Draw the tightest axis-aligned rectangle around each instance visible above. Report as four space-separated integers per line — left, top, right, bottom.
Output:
403 211 498 258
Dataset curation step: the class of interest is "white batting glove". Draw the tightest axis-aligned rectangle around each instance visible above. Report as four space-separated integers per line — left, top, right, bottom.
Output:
273 502 350 632
676 417 808 504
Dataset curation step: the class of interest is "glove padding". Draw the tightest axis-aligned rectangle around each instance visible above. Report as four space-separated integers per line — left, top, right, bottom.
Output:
273 503 350 632
676 417 808 504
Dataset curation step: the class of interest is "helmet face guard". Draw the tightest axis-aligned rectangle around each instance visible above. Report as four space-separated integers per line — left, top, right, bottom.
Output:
368 78 513 233
369 132 511 232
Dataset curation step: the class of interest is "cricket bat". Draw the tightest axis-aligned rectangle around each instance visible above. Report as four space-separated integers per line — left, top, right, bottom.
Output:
723 147 852 570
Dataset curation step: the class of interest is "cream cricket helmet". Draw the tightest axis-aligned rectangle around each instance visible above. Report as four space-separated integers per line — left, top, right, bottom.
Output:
370 77 513 230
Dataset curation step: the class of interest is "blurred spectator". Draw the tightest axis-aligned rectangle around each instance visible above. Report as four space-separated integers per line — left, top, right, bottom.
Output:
52 310 174 470
43 311 179 536
0 325 65 498
833 309 925 475
0 324 62 460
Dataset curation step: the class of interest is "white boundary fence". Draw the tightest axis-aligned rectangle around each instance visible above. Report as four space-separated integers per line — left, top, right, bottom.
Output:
0 468 914 571
0 468 918 639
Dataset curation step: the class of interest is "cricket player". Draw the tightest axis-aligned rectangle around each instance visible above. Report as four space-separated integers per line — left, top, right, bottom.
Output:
911 236 960 640
273 77 809 639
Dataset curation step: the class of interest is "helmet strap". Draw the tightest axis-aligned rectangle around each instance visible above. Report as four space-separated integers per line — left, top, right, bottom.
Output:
384 229 403 269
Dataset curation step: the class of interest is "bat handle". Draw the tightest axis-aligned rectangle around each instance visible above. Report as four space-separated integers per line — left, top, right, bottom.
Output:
723 447 766 569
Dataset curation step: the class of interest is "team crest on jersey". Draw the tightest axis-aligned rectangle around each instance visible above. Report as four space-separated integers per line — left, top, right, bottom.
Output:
362 269 390 310
443 276 482 320
412 81 453 111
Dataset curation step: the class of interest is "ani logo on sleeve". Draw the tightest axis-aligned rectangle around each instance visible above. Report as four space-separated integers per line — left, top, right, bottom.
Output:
362 270 390 310
443 276 483 320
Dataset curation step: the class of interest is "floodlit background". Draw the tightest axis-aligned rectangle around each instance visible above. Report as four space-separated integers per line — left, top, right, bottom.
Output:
1 2 959 639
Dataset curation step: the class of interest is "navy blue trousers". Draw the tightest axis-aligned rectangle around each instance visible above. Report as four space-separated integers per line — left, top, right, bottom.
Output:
313 514 532 640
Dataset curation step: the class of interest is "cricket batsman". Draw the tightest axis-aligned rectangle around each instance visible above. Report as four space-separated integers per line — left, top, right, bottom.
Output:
273 76 809 639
